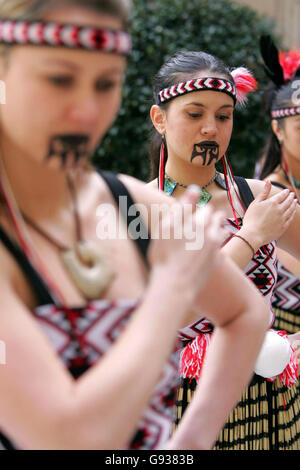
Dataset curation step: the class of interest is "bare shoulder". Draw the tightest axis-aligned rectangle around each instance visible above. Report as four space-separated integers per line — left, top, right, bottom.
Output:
245 178 283 198
242 178 264 198
147 178 158 190
0 241 36 308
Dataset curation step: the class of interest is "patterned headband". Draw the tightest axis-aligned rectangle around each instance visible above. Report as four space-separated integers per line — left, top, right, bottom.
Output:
271 106 300 119
157 77 237 105
0 19 131 55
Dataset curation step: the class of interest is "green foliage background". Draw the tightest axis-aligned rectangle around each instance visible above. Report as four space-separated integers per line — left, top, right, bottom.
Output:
94 0 280 181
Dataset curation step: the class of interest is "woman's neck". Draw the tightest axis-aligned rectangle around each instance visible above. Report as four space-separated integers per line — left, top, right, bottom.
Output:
284 152 300 183
165 158 216 188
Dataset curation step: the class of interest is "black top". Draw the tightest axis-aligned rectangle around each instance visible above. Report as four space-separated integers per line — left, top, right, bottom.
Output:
270 181 288 190
234 175 255 208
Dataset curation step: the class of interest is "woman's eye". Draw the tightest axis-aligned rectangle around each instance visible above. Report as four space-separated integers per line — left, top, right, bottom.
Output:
188 113 202 119
218 115 231 121
48 76 73 87
95 80 118 92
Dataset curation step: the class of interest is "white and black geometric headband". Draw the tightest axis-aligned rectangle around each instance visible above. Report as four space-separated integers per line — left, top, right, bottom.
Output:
156 68 258 107
0 19 131 55
271 106 300 119
157 77 237 105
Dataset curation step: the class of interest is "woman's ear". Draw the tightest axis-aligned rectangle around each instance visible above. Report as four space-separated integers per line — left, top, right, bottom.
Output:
150 105 166 135
271 119 284 144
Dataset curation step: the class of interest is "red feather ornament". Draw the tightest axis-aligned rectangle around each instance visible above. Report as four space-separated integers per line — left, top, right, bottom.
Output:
279 49 300 81
231 67 258 106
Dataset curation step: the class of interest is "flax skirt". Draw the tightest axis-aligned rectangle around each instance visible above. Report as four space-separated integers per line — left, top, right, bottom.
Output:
175 375 300 450
272 307 300 335
174 308 300 450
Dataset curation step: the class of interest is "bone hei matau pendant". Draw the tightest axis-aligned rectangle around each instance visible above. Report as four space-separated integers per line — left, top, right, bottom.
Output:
61 241 115 299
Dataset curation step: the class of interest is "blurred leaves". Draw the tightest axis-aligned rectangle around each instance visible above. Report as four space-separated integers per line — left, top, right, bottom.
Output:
94 0 281 180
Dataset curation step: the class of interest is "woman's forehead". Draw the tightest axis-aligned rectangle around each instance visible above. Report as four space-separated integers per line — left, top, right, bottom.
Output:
171 90 234 108
7 44 126 74
42 5 123 30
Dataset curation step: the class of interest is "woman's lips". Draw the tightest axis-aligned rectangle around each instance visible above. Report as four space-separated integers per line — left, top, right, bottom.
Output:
191 141 220 164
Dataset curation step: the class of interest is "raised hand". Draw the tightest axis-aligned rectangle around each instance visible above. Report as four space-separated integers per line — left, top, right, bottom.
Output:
239 181 297 251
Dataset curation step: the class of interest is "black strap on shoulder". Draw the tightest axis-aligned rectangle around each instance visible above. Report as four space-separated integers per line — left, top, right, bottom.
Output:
271 181 288 190
99 170 150 265
234 176 255 209
0 431 17 450
0 225 54 305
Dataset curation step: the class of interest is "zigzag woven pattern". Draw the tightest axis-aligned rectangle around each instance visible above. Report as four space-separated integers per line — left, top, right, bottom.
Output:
157 77 237 104
272 107 300 119
0 19 131 55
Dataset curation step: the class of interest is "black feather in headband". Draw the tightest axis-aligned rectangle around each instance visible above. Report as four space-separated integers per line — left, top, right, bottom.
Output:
259 35 285 88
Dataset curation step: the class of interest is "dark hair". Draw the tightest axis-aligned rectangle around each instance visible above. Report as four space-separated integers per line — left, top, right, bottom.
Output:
258 67 300 180
148 50 234 180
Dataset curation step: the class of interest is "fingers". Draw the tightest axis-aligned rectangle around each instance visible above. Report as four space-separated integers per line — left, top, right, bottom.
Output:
269 188 291 204
179 185 201 210
206 210 228 246
282 197 297 221
279 191 297 209
255 180 272 202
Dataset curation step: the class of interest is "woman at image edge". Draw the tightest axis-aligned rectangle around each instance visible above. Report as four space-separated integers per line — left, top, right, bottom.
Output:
149 49 300 449
0 0 269 450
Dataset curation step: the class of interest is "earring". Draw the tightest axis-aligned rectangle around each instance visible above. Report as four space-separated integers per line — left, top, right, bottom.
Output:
221 153 245 226
158 135 167 191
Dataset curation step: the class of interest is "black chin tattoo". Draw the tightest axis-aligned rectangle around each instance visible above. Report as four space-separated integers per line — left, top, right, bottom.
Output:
46 134 91 168
191 141 219 165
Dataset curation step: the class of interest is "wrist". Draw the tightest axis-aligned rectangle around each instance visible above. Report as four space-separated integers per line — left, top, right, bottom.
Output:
238 227 261 252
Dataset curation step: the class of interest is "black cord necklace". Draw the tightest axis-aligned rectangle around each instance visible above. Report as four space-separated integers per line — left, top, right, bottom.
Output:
21 175 115 300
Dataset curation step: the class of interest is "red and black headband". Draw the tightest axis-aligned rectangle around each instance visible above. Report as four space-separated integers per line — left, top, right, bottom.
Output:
0 19 131 55
271 106 300 119
260 35 300 119
157 67 257 107
157 77 237 105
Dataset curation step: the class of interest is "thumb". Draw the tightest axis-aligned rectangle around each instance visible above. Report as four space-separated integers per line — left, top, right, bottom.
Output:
255 180 272 202
179 185 202 211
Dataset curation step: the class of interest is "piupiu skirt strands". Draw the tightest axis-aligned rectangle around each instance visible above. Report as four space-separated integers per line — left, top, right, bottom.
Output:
174 375 300 450
272 307 300 335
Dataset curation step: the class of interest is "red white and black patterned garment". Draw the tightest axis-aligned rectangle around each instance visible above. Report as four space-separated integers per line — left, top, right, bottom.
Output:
0 171 179 450
179 221 277 343
174 176 300 450
270 181 300 334
273 261 300 315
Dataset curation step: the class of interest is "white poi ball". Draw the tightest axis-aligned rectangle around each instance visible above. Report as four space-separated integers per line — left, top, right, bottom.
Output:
254 330 291 378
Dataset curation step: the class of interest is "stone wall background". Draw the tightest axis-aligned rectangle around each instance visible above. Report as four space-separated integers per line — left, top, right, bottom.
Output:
234 0 300 48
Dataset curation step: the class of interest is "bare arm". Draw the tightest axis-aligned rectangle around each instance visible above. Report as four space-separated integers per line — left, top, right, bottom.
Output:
0 186 225 450
222 180 298 268
167 253 269 450
120 177 269 449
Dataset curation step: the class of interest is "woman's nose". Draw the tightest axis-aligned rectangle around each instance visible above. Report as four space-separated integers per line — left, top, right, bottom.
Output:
67 93 100 127
201 119 217 137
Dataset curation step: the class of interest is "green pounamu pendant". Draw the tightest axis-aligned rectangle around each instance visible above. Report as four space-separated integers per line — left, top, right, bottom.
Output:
196 188 212 206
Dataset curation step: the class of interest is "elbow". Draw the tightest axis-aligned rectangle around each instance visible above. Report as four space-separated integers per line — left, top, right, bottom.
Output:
49 398 134 450
250 295 270 333
48 405 127 450
20 402 124 450
217 292 270 339
236 295 270 345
